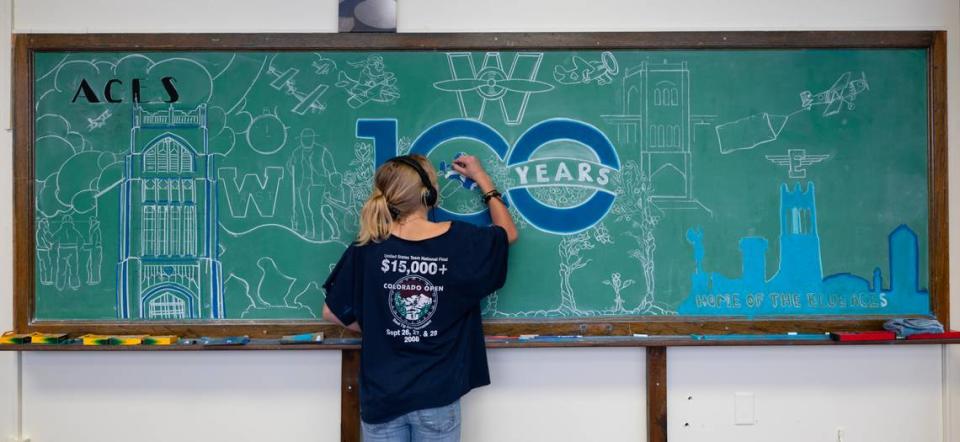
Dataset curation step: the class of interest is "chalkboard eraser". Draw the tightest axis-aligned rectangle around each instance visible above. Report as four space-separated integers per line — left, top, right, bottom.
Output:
830 331 896 342
0 332 31 345
200 336 251 346
28 333 69 344
141 335 179 345
906 331 960 340
79 334 114 345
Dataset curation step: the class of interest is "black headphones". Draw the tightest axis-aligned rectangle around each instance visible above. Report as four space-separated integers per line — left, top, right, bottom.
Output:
387 155 438 207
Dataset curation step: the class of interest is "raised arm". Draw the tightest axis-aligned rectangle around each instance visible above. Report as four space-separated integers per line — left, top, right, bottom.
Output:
452 155 519 244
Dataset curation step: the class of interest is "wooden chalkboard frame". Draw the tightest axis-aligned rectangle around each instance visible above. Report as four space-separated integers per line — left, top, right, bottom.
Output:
12 31 949 339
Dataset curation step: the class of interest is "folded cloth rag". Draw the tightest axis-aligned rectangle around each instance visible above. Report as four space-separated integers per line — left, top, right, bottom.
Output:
883 318 945 337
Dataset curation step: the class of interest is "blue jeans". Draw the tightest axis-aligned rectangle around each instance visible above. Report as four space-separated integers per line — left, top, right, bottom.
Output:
361 400 461 442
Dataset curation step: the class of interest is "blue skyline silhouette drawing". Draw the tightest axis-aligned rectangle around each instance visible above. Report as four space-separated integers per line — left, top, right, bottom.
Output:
678 182 930 316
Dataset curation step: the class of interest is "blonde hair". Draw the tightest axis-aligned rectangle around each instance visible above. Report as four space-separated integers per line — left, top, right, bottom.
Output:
357 155 439 245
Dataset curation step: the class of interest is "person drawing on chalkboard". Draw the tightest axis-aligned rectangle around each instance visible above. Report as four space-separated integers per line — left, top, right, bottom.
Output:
323 154 517 442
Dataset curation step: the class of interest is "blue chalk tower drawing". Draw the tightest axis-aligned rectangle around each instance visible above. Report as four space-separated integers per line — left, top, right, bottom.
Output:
116 104 224 320
679 182 930 315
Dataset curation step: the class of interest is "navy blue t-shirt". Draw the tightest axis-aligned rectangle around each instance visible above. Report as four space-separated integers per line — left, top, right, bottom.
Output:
323 221 509 424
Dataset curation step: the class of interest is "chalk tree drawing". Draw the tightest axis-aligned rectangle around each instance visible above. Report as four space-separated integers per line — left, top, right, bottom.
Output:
553 52 619 86
613 160 674 315
434 52 554 126
715 71 870 154
335 55 400 108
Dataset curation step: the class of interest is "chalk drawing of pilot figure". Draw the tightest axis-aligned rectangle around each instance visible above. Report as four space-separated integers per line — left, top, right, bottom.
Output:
53 215 83 291
85 219 102 285
287 128 320 239
36 217 54 286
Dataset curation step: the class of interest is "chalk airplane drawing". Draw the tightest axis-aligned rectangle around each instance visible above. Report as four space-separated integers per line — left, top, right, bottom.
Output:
434 52 553 126
553 51 620 86
86 109 112 131
800 72 869 117
716 71 870 154
335 55 400 108
266 55 329 115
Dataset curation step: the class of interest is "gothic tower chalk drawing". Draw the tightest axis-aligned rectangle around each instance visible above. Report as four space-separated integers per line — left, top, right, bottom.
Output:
116 104 224 320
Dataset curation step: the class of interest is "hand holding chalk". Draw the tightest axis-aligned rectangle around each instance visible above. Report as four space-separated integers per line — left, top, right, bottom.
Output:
451 154 493 192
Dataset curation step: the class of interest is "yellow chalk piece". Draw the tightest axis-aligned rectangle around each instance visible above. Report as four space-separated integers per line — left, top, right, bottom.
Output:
28 333 67 344
79 334 113 345
141 335 178 345
0 332 31 344
112 335 147 345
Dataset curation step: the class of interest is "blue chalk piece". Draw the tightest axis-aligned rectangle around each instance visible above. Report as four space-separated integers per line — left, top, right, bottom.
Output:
280 332 325 344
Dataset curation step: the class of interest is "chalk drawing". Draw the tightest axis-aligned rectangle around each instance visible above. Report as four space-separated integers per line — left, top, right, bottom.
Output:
434 52 553 126
335 55 399 108
553 52 619 86
765 149 831 179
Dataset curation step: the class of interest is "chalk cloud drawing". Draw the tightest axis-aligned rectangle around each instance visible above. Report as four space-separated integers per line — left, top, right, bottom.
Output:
553 52 620 86
335 55 400 108
34 110 124 293
715 71 870 154
434 52 554 126
765 148 830 179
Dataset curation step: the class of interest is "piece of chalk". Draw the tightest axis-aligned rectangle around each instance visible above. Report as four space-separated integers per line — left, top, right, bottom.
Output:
518 334 538 340
633 334 649 338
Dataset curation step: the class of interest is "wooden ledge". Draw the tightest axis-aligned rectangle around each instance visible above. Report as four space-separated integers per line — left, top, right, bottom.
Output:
1 336 959 351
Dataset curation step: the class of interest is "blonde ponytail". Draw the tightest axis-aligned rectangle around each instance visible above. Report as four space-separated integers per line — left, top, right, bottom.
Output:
357 189 394 245
356 155 439 245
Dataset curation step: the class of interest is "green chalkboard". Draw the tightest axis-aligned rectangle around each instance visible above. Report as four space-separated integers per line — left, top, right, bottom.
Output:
16 33 947 334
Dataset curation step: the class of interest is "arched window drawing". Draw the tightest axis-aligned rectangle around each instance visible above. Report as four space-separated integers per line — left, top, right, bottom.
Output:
147 291 187 319
141 178 198 257
654 88 662 106
671 88 679 105
672 125 681 147
143 136 194 174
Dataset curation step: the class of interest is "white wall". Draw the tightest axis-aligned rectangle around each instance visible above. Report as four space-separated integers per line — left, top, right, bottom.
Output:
5 1 959 441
